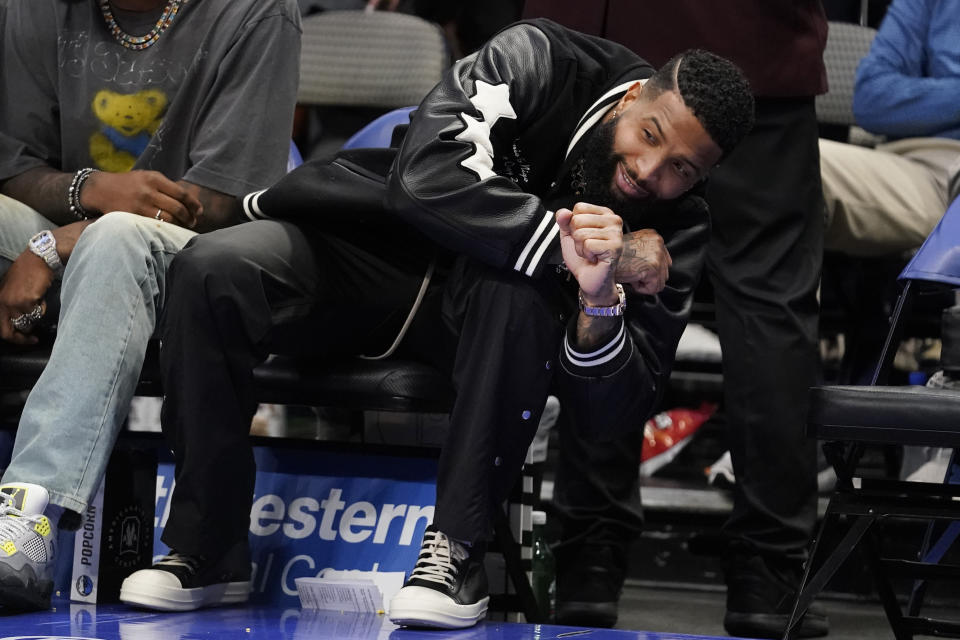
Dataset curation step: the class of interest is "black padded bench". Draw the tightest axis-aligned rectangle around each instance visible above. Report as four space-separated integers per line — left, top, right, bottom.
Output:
0 342 454 413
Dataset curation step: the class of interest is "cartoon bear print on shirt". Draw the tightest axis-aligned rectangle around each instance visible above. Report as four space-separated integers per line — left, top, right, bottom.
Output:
89 88 167 172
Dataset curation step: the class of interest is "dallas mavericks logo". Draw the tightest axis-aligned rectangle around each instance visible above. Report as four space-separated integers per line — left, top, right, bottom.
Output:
75 574 94 597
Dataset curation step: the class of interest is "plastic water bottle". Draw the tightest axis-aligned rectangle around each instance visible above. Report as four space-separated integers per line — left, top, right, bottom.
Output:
531 510 556 621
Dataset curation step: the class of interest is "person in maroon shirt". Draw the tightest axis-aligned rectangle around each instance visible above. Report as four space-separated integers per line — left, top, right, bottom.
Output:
522 2 828 637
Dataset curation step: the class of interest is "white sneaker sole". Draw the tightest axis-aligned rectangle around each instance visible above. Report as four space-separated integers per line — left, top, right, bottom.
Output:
120 576 250 612
389 586 489 629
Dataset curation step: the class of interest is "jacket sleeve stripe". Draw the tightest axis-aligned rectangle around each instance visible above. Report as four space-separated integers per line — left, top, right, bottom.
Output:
566 80 640 158
572 80 638 132
567 104 616 159
514 208 555 272
569 320 626 358
524 222 560 276
563 321 628 368
242 189 268 221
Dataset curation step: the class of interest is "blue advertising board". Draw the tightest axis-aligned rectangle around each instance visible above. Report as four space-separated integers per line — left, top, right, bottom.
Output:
154 445 437 606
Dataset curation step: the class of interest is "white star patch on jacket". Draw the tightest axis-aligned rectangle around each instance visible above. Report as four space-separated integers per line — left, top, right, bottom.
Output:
457 80 517 179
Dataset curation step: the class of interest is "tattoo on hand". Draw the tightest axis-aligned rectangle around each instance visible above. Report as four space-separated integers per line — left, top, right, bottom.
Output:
576 312 620 351
619 237 656 280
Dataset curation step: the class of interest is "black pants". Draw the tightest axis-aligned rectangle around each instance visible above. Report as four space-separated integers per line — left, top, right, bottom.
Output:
158 218 568 557
554 97 823 561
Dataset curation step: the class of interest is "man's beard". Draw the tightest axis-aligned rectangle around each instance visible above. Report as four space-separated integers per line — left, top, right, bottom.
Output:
578 115 654 220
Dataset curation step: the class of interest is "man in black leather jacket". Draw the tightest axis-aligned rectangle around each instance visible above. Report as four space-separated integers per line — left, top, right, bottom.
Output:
120 19 754 626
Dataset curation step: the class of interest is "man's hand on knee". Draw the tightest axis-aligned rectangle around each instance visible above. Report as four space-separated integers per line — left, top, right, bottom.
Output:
82 170 202 229
0 251 54 345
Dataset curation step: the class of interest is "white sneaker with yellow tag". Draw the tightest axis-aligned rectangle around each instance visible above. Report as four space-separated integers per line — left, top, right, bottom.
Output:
0 482 57 610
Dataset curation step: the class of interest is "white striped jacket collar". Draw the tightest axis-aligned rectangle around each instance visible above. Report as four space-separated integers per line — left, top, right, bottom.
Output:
564 79 647 160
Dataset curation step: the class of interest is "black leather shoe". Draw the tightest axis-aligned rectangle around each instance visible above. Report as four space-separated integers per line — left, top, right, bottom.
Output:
723 546 829 638
388 527 489 629
555 543 626 628
120 540 251 612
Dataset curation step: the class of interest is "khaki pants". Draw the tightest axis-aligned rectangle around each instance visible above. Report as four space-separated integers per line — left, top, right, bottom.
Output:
820 136 960 256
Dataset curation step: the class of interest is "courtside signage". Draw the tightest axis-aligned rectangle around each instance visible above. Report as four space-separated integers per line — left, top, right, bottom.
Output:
153 447 437 606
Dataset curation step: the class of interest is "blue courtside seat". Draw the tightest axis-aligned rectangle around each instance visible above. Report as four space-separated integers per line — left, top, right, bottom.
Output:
900 196 960 288
343 106 415 151
287 139 304 173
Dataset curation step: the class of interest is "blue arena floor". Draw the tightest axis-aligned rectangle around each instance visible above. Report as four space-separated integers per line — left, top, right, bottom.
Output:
0 604 736 640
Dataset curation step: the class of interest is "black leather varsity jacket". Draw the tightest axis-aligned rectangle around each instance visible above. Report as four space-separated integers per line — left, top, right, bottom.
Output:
240 19 711 438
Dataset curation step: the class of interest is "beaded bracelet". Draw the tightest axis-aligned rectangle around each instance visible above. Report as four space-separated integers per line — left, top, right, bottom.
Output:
67 167 97 220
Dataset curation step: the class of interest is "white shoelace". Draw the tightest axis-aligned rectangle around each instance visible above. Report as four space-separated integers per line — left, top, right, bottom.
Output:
410 530 467 587
155 552 202 574
0 493 42 542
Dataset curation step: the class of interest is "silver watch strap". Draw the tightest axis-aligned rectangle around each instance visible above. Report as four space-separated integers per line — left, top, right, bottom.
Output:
28 230 64 276
579 283 626 317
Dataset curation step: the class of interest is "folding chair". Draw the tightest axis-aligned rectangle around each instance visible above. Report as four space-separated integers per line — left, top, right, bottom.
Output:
787 196 960 639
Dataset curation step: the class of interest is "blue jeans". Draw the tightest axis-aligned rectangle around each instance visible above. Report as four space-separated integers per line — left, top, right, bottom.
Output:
0 194 194 513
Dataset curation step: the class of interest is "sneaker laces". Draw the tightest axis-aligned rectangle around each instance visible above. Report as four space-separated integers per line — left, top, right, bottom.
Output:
0 493 44 542
155 551 203 575
410 530 468 588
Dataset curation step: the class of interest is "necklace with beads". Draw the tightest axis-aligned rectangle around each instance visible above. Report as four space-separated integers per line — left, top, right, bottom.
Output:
98 0 188 51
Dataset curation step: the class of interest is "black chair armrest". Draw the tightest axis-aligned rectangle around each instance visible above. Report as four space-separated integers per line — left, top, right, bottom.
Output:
809 385 960 447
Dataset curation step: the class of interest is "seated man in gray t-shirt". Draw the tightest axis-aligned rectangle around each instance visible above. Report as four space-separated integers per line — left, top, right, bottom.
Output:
0 0 300 611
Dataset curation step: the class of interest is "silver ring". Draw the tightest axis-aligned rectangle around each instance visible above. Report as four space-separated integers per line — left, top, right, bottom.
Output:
11 304 44 332
11 314 31 331
155 208 164 221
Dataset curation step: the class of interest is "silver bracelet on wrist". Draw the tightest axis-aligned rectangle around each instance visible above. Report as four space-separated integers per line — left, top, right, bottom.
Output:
578 283 627 317
67 167 97 220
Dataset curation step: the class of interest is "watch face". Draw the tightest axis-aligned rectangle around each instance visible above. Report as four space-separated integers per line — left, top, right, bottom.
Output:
29 231 61 272
31 231 54 252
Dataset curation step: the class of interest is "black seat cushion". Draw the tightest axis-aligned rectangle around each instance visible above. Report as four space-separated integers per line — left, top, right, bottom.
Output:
809 385 960 447
0 346 52 391
1 345 454 414
252 355 453 412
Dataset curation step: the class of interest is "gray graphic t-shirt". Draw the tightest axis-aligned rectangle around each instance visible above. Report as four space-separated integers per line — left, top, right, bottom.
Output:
0 0 301 196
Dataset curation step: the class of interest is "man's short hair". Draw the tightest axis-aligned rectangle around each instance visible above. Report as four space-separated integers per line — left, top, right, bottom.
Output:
644 49 755 159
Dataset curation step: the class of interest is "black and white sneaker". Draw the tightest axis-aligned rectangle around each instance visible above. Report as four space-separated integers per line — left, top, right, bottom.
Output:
389 526 489 629
119 542 250 612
